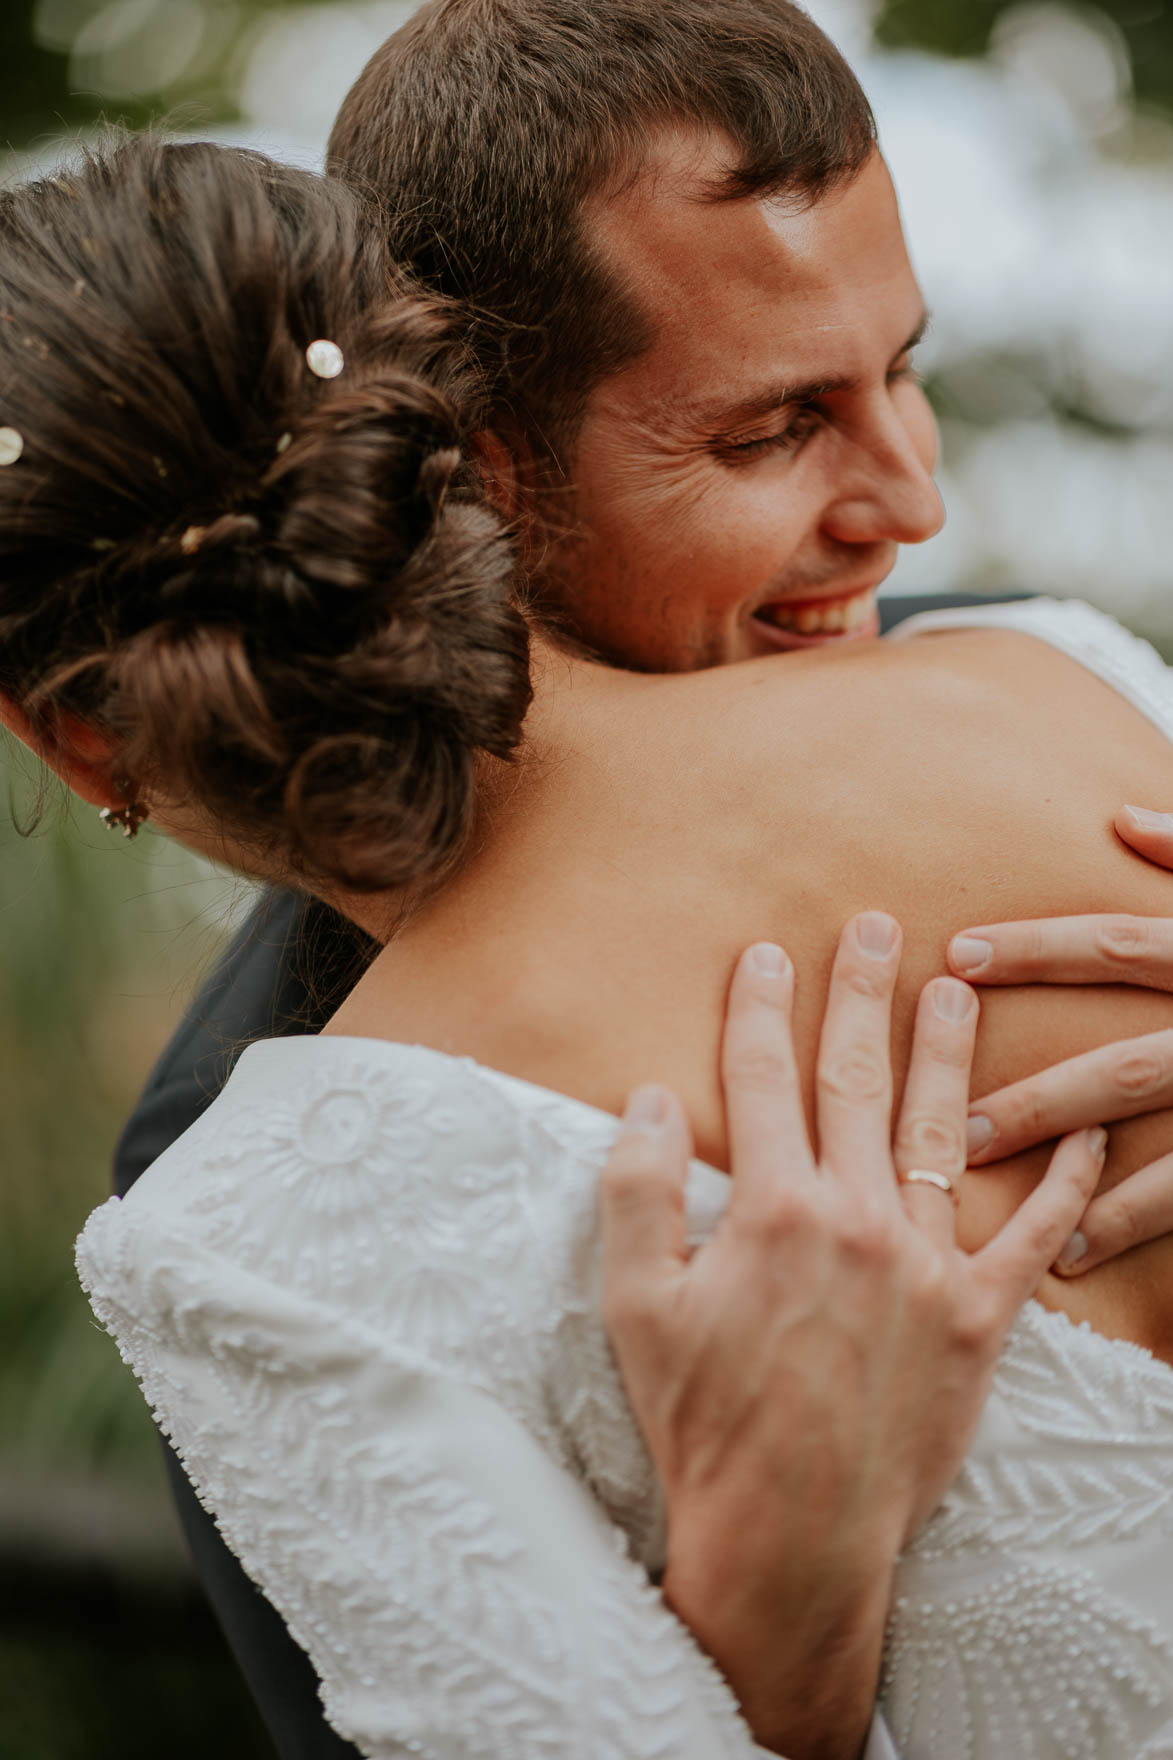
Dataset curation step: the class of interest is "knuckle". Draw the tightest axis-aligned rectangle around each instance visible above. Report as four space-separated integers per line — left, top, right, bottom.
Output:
1027 1212 1077 1268
1095 1187 1142 1250
600 1147 669 1206
1004 1088 1053 1146
1111 1045 1169 1101
726 1043 793 1096
952 1294 1002 1359
602 1282 661 1344
896 1114 967 1175
837 1201 899 1266
818 1049 890 1105
839 960 893 1001
736 1187 807 1248
1094 916 1152 966
1021 921 1046 964
600 1153 651 1198
919 1020 976 1069
995 922 1043 973
908 1252 951 1314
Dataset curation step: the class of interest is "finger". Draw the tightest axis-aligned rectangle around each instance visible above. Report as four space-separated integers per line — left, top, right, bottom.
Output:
722 943 817 1215
972 1128 1108 1320
965 1028 1173 1165
1115 805 1173 872
894 977 978 1251
816 912 901 1189
1052 1147 1173 1276
948 914 1173 990
599 1085 694 1289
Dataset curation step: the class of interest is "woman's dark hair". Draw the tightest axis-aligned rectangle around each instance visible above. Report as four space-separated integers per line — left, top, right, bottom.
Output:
0 135 532 893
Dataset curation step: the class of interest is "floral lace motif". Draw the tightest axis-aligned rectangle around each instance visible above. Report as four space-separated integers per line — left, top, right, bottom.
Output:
80 1214 574 1757
77 1042 759 1759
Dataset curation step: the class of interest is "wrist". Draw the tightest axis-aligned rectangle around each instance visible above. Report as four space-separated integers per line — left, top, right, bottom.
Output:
662 1520 899 1760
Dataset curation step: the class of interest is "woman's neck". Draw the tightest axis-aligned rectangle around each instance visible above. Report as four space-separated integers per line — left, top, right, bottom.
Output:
323 632 626 945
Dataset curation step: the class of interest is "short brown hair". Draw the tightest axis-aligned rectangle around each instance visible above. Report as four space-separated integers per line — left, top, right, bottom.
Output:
328 0 876 457
0 137 531 893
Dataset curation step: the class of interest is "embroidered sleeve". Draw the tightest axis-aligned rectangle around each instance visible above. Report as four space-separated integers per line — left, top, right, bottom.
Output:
77 1199 770 1760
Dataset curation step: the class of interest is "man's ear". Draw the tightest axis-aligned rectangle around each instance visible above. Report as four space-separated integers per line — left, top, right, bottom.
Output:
0 693 123 811
471 428 524 524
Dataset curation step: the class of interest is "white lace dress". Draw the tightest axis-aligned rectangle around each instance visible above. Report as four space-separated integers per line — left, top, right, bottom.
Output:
77 599 1173 1760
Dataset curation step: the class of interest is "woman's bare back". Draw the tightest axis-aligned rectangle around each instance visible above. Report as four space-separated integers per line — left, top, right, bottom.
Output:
329 621 1173 1363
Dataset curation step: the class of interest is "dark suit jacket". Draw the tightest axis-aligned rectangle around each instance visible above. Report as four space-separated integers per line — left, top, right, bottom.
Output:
112 592 1023 1758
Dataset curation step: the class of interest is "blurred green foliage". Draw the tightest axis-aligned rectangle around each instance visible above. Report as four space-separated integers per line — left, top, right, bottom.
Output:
0 739 265 1755
0 0 78 144
0 0 287 148
875 0 1173 112
1 740 246 1486
3 0 1171 162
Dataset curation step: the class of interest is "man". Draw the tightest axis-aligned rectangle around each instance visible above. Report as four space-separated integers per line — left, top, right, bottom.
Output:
329 0 941 673
112 2 1173 1754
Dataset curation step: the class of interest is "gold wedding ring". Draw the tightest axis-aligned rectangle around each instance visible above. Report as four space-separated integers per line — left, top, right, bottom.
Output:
898 1168 961 1208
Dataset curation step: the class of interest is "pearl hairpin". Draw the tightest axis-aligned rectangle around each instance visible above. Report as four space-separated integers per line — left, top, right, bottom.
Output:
305 340 345 380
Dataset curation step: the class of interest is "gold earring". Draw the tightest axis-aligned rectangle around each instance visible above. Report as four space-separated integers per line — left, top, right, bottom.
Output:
99 801 149 839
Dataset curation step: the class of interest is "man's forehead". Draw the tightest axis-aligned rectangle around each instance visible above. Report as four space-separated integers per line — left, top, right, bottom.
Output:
585 139 922 422
593 132 897 280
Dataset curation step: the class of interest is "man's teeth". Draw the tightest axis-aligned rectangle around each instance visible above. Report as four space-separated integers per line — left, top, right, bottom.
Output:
759 590 876 634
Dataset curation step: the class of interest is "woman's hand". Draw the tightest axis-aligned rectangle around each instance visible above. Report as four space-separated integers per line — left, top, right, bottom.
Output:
949 803 1173 1277
598 915 1103 1760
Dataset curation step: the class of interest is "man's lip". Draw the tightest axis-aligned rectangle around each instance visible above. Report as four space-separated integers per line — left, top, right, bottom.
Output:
750 582 883 651
751 610 881 652
754 580 887 617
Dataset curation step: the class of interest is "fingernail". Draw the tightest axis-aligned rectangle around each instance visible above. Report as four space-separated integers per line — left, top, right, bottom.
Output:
856 912 898 958
950 935 993 975
933 978 976 1023
966 1113 995 1158
625 1085 671 1131
1054 1229 1089 1274
1123 805 1173 833
1086 1125 1109 1163
750 942 787 977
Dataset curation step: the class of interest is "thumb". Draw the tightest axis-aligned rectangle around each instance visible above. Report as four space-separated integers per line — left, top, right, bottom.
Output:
1115 805 1173 873
598 1085 693 1287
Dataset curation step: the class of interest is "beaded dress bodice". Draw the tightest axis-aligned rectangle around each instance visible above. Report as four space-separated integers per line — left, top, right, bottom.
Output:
77 600 1173 1758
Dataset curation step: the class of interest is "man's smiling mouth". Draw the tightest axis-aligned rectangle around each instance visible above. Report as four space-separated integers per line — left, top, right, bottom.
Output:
752 585 881 647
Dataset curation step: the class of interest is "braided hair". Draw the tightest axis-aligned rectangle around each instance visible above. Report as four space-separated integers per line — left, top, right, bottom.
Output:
0 136 532 892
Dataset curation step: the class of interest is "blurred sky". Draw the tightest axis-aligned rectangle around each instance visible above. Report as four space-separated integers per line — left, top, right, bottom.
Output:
4 0 1173 635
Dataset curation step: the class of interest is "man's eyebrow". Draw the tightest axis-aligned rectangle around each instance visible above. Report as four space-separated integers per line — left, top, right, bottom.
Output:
901 309 933 359
684 309 933 433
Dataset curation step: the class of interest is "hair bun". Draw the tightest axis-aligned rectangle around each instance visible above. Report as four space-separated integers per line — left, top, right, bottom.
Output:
121 362 531 892
0 138 532 895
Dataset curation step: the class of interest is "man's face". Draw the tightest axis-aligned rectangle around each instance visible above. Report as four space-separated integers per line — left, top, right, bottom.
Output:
545 140 943 671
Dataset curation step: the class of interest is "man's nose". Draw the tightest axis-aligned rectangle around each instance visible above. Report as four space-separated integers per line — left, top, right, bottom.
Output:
822 414 945 548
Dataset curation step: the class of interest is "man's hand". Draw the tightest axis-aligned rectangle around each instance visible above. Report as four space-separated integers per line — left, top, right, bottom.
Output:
948 803 1173 1277
598 916 1103 1760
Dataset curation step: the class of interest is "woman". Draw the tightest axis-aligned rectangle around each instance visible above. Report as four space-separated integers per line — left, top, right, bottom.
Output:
1 139 1171 1758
